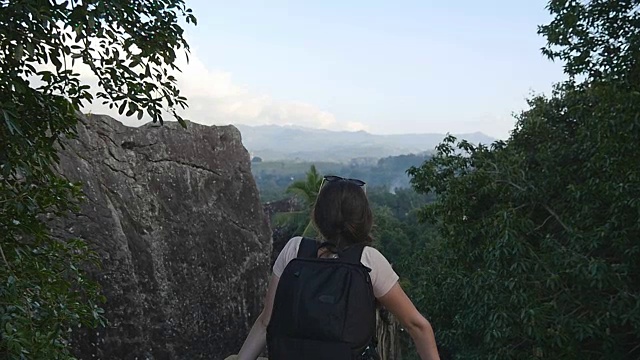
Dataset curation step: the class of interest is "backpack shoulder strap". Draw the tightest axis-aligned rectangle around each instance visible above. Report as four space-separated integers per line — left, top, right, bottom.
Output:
338 244 366 266
297 237 319 259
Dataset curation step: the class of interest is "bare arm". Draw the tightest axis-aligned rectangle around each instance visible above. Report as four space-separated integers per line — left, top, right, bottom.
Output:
237 275 280 360
378 282 440 360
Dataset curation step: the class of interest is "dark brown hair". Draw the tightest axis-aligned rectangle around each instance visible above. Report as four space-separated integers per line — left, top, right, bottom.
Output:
312 179 373 249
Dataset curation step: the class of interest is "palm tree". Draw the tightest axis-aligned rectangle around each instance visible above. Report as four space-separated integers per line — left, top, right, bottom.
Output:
274 165 323 237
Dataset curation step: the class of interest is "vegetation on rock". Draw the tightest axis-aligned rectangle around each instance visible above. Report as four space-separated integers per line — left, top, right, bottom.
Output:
0 0 195 358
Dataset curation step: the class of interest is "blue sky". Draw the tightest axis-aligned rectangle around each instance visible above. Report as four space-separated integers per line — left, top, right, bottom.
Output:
92 1 566 139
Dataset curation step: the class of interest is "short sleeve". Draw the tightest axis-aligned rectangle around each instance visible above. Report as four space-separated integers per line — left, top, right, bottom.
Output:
272 236 303 277
361 247 399 298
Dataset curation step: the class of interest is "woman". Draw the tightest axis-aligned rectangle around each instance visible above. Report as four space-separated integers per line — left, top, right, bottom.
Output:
237 175 440 360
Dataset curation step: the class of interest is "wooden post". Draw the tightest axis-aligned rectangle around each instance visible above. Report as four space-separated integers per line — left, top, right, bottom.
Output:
375 307 402 360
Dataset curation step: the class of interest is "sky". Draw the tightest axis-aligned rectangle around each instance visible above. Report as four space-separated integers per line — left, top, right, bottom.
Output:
84 0 567 140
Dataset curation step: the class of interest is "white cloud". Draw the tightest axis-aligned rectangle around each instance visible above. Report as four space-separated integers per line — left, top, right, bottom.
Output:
80 50 369 132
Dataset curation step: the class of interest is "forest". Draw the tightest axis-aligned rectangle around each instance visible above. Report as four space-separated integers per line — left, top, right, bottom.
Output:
251 153 432 202
262 1 640 357
2 0 639 359
255 160 437 262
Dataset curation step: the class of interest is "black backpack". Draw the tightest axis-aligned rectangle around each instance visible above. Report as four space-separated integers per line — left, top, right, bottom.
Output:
266 237 378 360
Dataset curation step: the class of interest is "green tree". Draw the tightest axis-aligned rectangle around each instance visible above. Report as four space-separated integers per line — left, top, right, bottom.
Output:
371 206 411 265
406 1 640 358
367 186 438 266
274 165 323 237
0 1 195 358
538 0 640 84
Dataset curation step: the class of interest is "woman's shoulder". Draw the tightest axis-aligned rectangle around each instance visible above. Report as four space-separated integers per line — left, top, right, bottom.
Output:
361 245 399 298
361 245 389 263
360 245 395 270
287 236 303 246
287 236 302 245
273 236 304 277
280 236 303 256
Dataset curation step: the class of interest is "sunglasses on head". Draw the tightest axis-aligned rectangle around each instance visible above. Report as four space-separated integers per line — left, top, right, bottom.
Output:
320 175 367 192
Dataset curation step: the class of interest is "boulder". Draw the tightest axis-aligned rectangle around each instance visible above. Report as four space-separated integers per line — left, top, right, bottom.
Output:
51 114 271 359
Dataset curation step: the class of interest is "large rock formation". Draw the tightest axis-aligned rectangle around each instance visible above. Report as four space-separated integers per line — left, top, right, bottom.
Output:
51 114 271 359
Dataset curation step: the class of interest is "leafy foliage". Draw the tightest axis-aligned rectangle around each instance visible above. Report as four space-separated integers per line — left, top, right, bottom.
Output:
408 85 640 359
273 165 323 237
406 1 640 358
370 188 437 267
539 0 640 83
0 0 194 358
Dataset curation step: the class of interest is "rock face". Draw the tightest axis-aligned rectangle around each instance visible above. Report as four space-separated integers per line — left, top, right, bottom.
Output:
52 114 271 360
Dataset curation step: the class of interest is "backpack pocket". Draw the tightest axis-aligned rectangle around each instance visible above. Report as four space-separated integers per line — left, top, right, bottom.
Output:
293 263 353 340
268 336 352 360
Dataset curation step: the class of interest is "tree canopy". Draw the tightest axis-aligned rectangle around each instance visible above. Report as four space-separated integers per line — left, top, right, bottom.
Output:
273 165 323 237
1 0 195 358
538 0 640 83
406 0 640 358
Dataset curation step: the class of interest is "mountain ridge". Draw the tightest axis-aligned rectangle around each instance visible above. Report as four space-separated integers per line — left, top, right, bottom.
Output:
235 123 496 162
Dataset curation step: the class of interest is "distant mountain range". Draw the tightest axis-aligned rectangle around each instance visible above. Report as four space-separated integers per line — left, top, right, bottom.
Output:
234 124 496 162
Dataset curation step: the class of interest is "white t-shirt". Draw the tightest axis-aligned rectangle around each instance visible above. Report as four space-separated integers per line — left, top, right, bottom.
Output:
272 236 399 298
